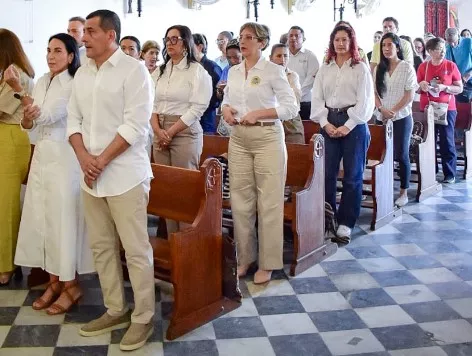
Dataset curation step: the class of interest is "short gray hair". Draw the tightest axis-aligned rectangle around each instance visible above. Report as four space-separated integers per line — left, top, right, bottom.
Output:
445 27 459 39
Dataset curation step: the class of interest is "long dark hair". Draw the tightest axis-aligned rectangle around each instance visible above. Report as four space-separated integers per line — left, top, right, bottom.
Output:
48 33 80 77
0 28 35 79
325 25 360 66
159 25 197 78
414 37 427 59
376 33 404 99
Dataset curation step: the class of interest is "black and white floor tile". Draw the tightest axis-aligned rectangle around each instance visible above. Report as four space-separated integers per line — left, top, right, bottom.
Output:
2 179 472 355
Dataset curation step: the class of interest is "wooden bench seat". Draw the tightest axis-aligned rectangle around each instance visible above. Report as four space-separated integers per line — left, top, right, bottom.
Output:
201 134 337 276
124 159 241 340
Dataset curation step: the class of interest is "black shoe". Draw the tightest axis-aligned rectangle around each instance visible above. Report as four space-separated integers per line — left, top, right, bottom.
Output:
443 177 456 184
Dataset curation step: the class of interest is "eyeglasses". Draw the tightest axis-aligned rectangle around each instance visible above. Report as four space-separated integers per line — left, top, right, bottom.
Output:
432 47 445 52
163 36 183 45
215 39 226 44
238 35 260 41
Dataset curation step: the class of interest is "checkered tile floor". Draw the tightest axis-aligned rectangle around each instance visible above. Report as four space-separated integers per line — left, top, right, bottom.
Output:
2 180 472 355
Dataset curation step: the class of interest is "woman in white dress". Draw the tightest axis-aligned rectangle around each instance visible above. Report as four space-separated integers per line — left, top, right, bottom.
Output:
14 33 94 315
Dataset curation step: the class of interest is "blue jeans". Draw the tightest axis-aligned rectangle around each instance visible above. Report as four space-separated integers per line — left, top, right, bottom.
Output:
393 116 413 189
435 110 457 179
323 112 370 229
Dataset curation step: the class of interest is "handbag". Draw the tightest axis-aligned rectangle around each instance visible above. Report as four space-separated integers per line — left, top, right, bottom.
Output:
217 116 233 136
425 61 451 126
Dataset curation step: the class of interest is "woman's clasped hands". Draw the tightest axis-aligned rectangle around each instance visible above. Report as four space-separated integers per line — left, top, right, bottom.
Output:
324 123 350 138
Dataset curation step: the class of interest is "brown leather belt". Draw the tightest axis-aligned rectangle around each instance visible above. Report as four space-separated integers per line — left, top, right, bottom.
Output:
235 121 275 127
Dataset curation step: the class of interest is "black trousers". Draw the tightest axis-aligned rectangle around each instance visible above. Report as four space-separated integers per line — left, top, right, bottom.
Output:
299 102 311 121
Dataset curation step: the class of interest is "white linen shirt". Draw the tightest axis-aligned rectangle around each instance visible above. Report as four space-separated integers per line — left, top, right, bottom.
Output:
287 47 320 103
375 61 418 120
22 70 72 142
215 56 229 70
79 46 87 66
67 49 154 197
310 58 375 130
222 57 298 122
153 59 212 127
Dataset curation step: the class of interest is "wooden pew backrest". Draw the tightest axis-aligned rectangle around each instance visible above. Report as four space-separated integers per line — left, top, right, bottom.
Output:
412 109 430 142
302 121 321 144
456 102 472 130
367 124 388 162
286 142 312 187
148 164 207 224
201 135 229 163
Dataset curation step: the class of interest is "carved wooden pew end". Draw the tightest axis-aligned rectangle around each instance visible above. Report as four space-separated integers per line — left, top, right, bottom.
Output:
122 158 240 340
201 133 337 277
411 106 442 201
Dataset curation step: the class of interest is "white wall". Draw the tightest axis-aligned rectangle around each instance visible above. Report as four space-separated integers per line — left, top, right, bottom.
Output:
454 0 472 33
1 0 424 77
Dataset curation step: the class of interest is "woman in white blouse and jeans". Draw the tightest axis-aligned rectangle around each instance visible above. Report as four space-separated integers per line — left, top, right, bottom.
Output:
311 25 375 243
222 23 298 284
375 33 417 207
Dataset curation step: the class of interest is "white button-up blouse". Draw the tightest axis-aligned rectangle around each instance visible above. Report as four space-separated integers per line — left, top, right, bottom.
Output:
222 57 298 122
310 58 375 130
152 58 212 127
21 70 72 142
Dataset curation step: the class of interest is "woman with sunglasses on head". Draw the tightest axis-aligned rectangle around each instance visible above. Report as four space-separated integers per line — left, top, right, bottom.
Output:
0 28 34 286
14 33 95 314
417 37 463 184
150 26 212 231
215 31 233 70
374 33 417 207
311 25 375 244
222 23 298 284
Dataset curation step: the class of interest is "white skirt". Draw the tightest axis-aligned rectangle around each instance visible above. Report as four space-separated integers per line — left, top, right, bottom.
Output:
15 140 95 281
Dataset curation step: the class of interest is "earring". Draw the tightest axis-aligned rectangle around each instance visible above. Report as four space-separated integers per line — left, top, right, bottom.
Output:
182 49 188 57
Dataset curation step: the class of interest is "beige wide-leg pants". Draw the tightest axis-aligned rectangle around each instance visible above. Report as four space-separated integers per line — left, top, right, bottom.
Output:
82 182 155 324
229 122 287 270
153 114 203 233
153 114 203 170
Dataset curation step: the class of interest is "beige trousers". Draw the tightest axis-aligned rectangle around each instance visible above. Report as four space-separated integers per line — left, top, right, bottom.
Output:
229 122 287 270
153 114 203 170
82 182 155 324
283 115 305 144
153 114 203 233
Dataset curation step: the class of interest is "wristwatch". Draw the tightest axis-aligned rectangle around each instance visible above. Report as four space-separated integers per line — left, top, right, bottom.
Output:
13 89 28 100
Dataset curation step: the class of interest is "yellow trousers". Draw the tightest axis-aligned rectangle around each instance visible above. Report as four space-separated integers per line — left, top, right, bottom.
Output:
0 123 30 272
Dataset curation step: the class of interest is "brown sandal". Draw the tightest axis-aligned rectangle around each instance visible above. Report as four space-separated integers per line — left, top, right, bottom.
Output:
46 282 83 315
32 280 62 310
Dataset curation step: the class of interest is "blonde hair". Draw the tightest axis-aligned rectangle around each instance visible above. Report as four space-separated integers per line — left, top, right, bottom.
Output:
141 40 161 58
240 22 270 51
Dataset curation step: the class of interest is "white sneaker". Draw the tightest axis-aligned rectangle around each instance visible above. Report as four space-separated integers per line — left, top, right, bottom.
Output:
337 225 352 238
395 194 408 207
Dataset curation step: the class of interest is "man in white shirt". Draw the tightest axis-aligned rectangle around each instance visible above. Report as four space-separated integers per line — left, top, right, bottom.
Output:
369 17 414 74
67 16 87 64
67 10 155 352
287 26 320 121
